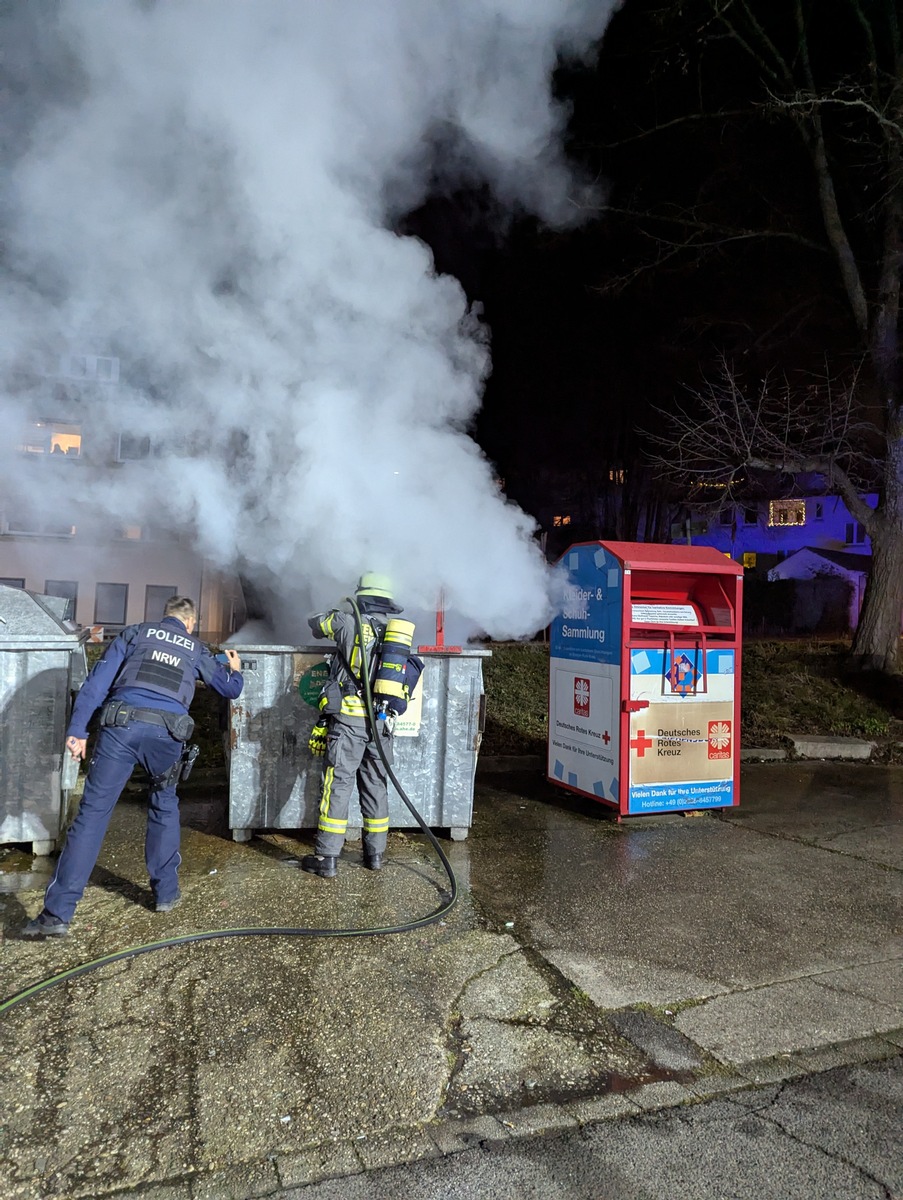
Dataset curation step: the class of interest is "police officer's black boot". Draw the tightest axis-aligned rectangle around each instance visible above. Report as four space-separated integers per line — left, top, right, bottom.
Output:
22 911 70 938
301 854 337 878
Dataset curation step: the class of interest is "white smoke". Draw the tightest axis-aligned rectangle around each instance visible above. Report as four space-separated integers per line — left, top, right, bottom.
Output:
0 0 616 639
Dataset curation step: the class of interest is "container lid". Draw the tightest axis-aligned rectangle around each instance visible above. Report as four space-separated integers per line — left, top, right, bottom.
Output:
0 585 87 648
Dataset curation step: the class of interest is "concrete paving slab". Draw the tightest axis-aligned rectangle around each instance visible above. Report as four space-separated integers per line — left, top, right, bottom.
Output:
275 1142 362 1190
354 1128 438 1171
674 975 903 1064
720 761 903 869
607 1009 706 1071
793 1035 903 1075
538 947 729 1010
811 957 903 1013
426 1115 508 1156
458 949 558 1020
472 770 903 997
445 1015 647 1116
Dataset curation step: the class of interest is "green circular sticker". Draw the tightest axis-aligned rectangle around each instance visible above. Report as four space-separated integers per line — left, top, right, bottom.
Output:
298 662 331 707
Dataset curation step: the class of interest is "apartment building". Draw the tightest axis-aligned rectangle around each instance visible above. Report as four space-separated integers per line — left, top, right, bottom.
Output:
1 353 245 640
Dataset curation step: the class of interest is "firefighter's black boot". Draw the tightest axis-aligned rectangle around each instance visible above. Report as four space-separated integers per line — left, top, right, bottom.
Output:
301 854 338 878
363 854 383 871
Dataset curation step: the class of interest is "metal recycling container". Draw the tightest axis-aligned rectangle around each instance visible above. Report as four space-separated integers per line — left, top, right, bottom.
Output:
0 585 89 854
226 645 490 842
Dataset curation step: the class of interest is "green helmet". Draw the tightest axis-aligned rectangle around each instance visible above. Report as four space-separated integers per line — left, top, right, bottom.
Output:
355 572 396 603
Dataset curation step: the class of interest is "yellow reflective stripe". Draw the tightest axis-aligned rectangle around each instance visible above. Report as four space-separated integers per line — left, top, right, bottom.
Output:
319 767 334 818
341 697 367 716
319 768 348 832
374 680 405 698
363 817 389 831
318 816 347 833
321 613 336 638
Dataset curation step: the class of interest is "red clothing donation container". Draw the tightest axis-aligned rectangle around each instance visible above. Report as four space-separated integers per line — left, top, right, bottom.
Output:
547 541 743 817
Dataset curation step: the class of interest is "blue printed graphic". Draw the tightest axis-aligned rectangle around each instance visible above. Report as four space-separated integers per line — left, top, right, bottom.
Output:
550 544 622 666
628 781 734 814
631 648 735 685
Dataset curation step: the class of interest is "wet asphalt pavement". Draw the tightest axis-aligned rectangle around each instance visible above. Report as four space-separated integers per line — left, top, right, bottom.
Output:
0 761 901 1199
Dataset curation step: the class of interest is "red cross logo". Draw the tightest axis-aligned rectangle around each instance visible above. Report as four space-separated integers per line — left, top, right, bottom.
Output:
630 729 653 757
602 730 611 745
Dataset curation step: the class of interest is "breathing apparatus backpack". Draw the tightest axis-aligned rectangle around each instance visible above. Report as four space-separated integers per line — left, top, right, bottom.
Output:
371 619 424 717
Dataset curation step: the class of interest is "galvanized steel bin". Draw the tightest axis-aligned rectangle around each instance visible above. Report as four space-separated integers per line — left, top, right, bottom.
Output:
0 585 89 854
226 645 489 842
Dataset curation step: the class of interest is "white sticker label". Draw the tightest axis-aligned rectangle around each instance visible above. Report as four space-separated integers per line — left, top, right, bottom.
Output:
631 603 699 625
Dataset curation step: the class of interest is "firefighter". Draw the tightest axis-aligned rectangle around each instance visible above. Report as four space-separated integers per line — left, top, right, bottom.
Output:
22 596 244 937
303 573 421 877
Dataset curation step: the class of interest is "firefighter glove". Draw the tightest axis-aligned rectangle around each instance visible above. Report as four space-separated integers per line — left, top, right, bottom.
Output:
308 721 328 756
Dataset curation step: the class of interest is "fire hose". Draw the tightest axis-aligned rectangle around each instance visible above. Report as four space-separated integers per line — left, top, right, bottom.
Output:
0 596 458 1017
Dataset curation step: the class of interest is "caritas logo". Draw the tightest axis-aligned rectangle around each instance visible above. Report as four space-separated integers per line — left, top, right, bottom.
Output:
574 677 591 718
707 720 732 760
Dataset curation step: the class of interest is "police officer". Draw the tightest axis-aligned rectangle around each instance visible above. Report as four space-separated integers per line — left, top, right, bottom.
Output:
303 573 418 878
22 596 243 937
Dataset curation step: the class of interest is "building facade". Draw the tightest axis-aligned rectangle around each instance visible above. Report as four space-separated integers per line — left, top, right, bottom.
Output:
1 352 245 640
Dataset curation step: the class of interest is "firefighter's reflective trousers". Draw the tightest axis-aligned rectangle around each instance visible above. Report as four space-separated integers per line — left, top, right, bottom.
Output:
315 714 393 858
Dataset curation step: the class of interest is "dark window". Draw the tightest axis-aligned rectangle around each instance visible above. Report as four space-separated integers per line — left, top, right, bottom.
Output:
0 577 26 588
117 433 151 460
4 514 75 536
811 501 824 521
719 509 733 526
145 585 177 622
45 579 78 621
94 583 128 626
743 508 758 526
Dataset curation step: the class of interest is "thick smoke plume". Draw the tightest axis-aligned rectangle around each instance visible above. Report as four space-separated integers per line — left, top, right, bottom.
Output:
1 0 616 638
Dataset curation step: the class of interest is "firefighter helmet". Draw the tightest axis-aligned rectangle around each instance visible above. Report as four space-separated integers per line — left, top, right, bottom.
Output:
355 572 396 603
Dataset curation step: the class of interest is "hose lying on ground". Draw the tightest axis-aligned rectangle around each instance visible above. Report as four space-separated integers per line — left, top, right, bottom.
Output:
1 596 457 1017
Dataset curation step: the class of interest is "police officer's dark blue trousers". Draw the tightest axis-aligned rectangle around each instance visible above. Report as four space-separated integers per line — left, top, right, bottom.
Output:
43 721 184 923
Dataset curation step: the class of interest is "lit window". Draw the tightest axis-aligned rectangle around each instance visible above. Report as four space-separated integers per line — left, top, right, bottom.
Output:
118 526 142 540
17 421 82 457
768 500 806 527
553 515 572 527
608 468 626 484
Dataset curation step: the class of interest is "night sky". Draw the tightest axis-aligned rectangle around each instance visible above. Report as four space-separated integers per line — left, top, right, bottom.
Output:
405 0 882 544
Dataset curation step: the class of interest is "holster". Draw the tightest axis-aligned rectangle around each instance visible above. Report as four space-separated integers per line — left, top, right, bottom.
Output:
150 743 200 790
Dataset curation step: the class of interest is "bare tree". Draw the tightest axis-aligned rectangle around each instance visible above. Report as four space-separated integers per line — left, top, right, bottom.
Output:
597 0 903 670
